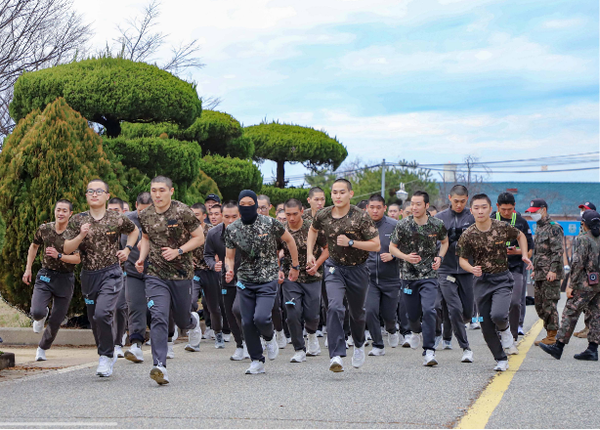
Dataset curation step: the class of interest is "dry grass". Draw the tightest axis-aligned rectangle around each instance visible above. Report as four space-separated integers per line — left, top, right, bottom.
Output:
0 298 31 328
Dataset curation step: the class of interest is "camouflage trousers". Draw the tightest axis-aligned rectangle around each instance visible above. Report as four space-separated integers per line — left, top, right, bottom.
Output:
534 280 561 331
557 290 600 345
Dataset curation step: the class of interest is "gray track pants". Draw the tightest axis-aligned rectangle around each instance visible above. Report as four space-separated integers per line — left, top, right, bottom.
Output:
397 284 411 335
283 280 322 352
125 274 147 344
435 296 452 340
145 276 196 367
30 269 74 351
113 274 128 346
366 278 400 349
223 285 243 348
81 264 123 357
509 270 524 340
323 260 369 358
402 278 438 351
199 269 223 332
437 273 474 349
237 279 278 362
474 271 513 362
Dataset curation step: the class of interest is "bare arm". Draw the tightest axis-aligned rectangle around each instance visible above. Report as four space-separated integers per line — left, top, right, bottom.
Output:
116 226 140 262
22 243 40 284
337 234 380 252
389 242 421 264
160 225 205 262
63 223 90 255
459 256 481 277
135 233 150 273
433 237 449 270
281 230 300 282
517 231 533 270
225 248 236 283
306 226 318 266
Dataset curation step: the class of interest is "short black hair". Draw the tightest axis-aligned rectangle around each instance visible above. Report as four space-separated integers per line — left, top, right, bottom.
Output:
151 175 173 189
412 191 430 204
209 204 222 212
284 198 304 210
368 194 386 205
136 192 152 205
108 197 124 209
388 202 401 210
88 178 109 193
449 184 468 197
497 192 516 206
309 187 325 198
55 199 73 212
429 205 437 212
470 193 492 207
333 178 352 191
257 194 271 205
222 201 238 210
191 203 206 213
357 199 368 209
403 201 412 210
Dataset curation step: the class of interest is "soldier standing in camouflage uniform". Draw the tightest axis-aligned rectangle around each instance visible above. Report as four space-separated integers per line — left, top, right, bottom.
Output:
457 194 532 372
64 179 139 378
573 201 596 338
224 190 300 375
279 199 329 363
136 176 204 385
307 179 380 373
540 210 600 361
525 198 564 346
23 199 80 362
390 191 449 366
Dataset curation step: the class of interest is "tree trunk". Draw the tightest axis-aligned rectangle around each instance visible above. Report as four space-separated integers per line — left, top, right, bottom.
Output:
276 160 285 188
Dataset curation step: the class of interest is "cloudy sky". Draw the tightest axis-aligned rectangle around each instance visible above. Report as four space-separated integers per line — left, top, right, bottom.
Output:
73 0 599 185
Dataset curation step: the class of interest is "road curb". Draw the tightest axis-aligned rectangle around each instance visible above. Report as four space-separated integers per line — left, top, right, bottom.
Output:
0 327 96 346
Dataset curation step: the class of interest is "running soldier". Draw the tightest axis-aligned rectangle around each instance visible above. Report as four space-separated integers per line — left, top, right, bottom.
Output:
457 194 532 371
304 187 327 221
525 199 564 346
23 200 80 362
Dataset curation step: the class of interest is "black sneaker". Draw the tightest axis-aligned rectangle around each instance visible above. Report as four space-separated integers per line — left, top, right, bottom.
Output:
574 348 598 361
540 343 563 360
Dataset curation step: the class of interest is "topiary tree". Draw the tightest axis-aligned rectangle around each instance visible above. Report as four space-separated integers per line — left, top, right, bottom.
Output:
9 57 202 138
0 97 126 315
245 121 347 188
198 155 263 202
260 185 333 209
186 170 222 205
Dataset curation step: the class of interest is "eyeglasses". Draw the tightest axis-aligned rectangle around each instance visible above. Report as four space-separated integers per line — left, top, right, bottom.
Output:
86 189 107 195
258 206 269 212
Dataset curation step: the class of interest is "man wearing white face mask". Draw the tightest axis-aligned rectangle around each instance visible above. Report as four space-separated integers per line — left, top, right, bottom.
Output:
525 199 564 347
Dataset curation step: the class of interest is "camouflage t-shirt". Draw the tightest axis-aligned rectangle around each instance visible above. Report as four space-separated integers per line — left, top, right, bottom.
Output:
390 215 448 280
224 214 286 284
456 219 520 274
66 210 136 271
33 222 79 273
192 223 214 272
311 205 379 266
139 200 202 281
280 218 327 283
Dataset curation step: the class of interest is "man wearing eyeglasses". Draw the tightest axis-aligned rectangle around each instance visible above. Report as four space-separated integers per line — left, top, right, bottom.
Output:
64 179 139 378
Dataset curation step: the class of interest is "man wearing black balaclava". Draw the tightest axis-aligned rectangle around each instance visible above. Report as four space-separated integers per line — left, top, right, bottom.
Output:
224 190 301 374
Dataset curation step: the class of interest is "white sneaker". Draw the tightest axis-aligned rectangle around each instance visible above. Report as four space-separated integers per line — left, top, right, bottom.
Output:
506 344 519 355
518 326 525 336
469 322 481 330
184 342 199 352
499 328 514 349
365 330 372 341
401 335 411 348
187 312 202 349
368 347 385 356
287 337 292 344
167 341 175 358
114 345 124 358
245 360 265 374
242 341 250 359
494 360 509 371
276 330 286 349
230 347 245 361
202 327 215 340
461 349 474 363
290 350 307 363
96 355 116 377
443 340 453 350
150 364 169 385
324 336 328 348
145 338 151 346
124 343 144 363
35 347 47 362
215 332 225 349
223 333 232 342
122 333 127 346
261 337 266 351
322 325 327 334
388 332 400 348
423 349 438 366
266 337 279 360
316 329 324 337
434 335 442 350
346 335 354 347
408 333 421 349
306 333 321 356
172 326 179 342
329 356 344 372
32 308 49 333
352 345 366 368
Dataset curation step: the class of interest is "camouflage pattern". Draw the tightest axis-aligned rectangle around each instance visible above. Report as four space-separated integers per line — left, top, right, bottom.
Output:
224 214 286 284
532 216 564 281
32 222 79 273
557 290 600 344
534 280 560 331
456 219 520 274
311 205 378 266
139 200 202 280
66 210 136 271
390 215 447 280
302 211 314 222
280 218 327 283
568 232 600 292
192 223 214 271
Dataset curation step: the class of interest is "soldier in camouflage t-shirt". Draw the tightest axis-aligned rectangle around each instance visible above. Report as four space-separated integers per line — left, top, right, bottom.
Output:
23 200 81 360
224 190 300 373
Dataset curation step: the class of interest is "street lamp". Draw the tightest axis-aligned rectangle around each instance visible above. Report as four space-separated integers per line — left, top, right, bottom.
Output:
396 183 408 201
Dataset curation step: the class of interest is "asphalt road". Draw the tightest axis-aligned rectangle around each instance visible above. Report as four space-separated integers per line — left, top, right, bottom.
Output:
0 294 597 429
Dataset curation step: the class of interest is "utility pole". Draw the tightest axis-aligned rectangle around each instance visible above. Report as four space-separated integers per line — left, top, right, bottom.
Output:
381 159 385 198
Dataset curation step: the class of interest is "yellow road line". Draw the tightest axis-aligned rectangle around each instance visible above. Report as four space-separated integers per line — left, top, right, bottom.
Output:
455 319 543 429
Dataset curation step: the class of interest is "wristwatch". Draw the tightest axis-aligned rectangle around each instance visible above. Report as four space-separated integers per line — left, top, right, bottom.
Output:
126 245 134 252
178 248 184 255
348 239 354 247
57 253 63 260
291 265 300 271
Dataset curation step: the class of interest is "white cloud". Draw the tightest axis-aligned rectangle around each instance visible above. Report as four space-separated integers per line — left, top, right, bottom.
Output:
543 18 585 29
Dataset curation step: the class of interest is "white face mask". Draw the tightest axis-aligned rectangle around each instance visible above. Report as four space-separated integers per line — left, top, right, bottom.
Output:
530 213 542 222
580 211 585 216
